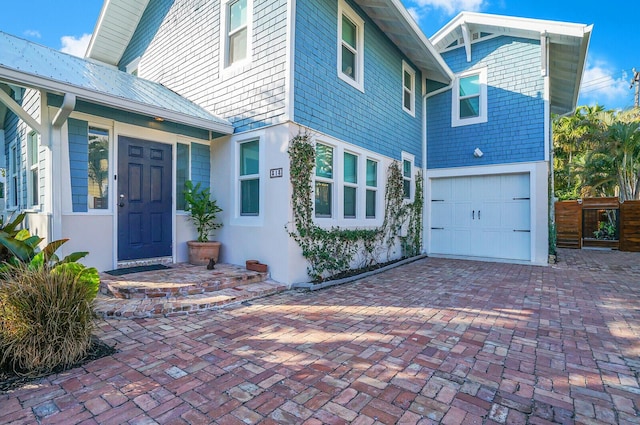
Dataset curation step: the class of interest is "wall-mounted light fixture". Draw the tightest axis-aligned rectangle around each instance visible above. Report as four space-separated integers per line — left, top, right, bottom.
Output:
473 147 483 158
154 117 165 122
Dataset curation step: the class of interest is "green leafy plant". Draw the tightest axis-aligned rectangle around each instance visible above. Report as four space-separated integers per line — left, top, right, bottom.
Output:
183 180 223 242
287 133 423 281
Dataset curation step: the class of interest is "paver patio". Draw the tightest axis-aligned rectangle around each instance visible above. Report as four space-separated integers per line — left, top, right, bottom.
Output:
1 249 639 424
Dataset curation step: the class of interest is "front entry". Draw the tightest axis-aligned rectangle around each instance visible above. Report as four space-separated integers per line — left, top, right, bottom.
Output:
117 136 173 261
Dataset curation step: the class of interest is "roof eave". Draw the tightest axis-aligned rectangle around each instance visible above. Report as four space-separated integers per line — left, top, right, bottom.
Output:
0 66 233 135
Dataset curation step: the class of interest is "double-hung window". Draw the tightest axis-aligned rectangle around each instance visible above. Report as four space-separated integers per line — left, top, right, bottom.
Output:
27 132 39 207
88 127 109 210
9 142 18 208
402 61 415 116
343 152 358 219
337 0 364 91
366 159 377 219
239 140 259 216
452 67 487 127
315 143 334 218
402 154 413 200
224 0 251 68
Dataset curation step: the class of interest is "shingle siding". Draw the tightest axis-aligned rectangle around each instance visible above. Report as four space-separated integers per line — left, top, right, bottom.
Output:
190 142 210 189
121 0 288 133
293 0 424 165
427 36 545 169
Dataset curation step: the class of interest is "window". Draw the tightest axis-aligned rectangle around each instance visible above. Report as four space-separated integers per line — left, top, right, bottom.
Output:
402 61 415 116
239 140 259 215
9 142 18 208
225 0 250 67
343 152 358 218
452 67 487 127
315 143 334 218
366 159 377 219
176 143 190 210
337 0 364 91
27 132 38 207
88 127 109 210
402 155 413 200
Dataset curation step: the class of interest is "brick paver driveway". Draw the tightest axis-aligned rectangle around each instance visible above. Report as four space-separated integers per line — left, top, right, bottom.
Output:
2 249 639 424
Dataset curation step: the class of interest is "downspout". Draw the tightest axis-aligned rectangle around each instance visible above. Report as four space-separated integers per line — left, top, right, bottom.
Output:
422 82 453 254
50 93 76 242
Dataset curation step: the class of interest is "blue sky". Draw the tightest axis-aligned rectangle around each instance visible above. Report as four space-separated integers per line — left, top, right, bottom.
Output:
0 0 635 110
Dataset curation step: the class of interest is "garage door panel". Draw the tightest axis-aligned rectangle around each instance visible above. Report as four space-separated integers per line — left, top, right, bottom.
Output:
429 173 531 261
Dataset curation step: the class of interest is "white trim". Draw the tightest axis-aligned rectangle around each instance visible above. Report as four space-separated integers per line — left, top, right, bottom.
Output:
219 0 254 73
452 67 488 127
284 0 296 122
337 0 365 92
231 131 265 227
125 56 141 75
402 61 416 117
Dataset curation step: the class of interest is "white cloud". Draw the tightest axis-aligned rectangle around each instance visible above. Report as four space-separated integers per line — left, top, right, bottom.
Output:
24 30 41 38
410 0 485 15
60 33 92 58
579 59 632 109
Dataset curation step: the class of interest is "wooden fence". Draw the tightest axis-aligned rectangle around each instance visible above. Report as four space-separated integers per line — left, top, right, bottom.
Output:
555 198 640 252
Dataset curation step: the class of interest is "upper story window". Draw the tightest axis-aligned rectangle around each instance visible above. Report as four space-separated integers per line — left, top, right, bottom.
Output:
27 132 39 207
337 0 364 92
452 67 487 127
88 127 109 210
315 143 334 218
222 0 252 68
402 61 415 116
239 140 259 216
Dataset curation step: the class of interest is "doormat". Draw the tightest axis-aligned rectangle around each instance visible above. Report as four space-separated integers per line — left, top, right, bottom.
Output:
104 264 170 276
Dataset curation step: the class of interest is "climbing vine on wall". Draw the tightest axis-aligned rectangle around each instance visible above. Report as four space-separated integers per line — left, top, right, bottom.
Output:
287 133 424 282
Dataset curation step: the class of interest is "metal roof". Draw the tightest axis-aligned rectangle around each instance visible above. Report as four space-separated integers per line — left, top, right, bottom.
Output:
431 12 592 115
0 31 233 135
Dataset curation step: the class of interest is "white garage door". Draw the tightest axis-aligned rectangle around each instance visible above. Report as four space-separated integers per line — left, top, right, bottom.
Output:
430 173 531 261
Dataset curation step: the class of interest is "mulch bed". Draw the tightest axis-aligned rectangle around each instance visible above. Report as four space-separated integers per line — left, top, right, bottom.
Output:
0 336 116 394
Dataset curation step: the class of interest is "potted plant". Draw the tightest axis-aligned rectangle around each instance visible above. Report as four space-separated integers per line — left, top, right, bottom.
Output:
184 180 223 266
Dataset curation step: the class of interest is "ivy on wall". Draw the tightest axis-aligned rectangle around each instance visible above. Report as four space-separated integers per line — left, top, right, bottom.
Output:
287 133 423 282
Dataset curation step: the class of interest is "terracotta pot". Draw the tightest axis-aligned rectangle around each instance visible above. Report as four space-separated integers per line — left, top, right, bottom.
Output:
187 241 221 266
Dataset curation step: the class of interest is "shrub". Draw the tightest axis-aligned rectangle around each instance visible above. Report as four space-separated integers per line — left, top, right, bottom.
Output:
0 262 99 376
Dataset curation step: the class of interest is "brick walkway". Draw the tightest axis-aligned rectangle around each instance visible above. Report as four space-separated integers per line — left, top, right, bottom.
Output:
2 249 639 424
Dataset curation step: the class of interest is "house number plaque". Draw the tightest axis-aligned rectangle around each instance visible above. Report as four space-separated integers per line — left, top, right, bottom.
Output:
270 168 283 178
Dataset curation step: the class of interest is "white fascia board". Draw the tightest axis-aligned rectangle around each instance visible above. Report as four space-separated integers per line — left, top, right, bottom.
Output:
388 0 454 82
0 67 233 135
432 12 591 46
85 0 112 59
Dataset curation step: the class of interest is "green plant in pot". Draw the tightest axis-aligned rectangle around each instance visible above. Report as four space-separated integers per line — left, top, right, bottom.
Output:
184 180 223 266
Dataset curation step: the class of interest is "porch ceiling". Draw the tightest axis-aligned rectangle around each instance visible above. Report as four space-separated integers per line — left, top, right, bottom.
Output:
431 12 592 115
353 0 452 84
0 31 233 135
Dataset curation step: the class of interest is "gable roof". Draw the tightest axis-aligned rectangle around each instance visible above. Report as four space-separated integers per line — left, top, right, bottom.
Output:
86 0 453 84
0 31 233 135
431 12 592 115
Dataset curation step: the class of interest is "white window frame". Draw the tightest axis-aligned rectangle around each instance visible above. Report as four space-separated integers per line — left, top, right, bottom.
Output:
233 134 264 225
87 126 111 212
452 67 488 127
402 152 414 202
125 57 141 76
220 0 254 71
337 0 365 92
365 158 379 219
314 142 335 219
8 140 19 210
402 61 416 116
27 131 39 208
238 139 260 217
343 151 358 219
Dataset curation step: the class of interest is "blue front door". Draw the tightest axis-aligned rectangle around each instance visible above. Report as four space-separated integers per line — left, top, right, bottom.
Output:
117 136 172 261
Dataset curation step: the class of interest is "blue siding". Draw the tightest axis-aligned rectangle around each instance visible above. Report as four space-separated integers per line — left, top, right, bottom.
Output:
294 0 424 165
427 36 545 169
190 143 210 189
68 118 89 213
